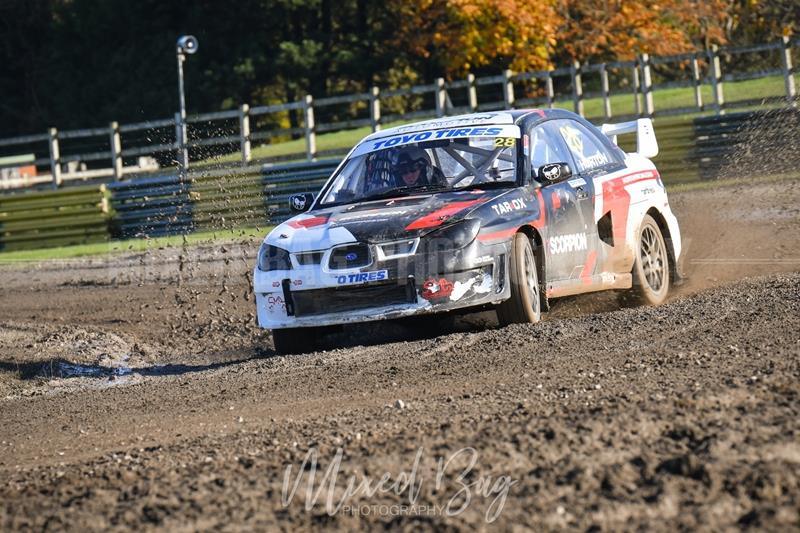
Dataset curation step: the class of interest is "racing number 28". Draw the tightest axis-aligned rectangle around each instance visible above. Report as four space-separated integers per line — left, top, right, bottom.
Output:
494 137 515 148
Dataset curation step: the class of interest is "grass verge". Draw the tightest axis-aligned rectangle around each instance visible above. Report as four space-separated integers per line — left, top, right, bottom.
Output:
0 225 272 263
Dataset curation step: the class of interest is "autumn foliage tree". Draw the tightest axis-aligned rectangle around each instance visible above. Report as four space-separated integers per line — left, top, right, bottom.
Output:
391 0 561 77
554 0 729 62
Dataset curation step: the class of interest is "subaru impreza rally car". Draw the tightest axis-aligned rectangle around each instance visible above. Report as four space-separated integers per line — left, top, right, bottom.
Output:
254 109 683 353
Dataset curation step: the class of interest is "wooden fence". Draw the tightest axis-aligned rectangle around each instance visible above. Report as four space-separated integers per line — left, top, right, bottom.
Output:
0 38 797 192
3 109 798 252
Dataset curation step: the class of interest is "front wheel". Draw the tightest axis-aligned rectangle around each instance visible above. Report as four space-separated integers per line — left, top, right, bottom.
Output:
496 232 542 326
623 214 670 306
271 327 317 355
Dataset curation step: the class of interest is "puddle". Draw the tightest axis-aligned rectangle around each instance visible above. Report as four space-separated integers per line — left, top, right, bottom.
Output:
53 361 133 379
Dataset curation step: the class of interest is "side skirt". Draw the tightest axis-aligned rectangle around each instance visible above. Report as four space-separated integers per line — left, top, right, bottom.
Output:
545 272 632 299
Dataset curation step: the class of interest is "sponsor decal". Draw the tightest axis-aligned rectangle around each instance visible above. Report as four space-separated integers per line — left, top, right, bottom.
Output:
267 294 287 313
491 198 527 215
420 278 455 301
560 125 584 153
578 153 610 170
493 137 516 148
336 270 388 284
371 127 503 151
272 280 302 287
567 177 587 188
405 199 483 230
287 214 330 229
393 113 511 133
291 195 308 211
550 191 561 209
541 164 561 181
549 232 588 255
353 125 521 157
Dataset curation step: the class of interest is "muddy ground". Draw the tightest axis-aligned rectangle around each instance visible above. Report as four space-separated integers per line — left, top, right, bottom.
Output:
0 178 798 531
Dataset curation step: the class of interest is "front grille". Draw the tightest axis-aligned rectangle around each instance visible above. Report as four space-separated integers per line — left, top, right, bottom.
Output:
295 251 324 266
292 283 409 317
329 243 371 270
378 239 417 259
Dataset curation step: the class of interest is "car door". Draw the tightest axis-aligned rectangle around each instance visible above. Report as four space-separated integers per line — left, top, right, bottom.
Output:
529 121 597 282
549 118 626 281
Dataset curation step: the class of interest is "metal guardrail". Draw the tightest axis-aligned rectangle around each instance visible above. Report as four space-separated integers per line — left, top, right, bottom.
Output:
0 185 110 251
0 37 797 192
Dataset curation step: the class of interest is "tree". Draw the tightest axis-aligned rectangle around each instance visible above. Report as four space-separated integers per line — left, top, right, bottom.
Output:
391 0 560 78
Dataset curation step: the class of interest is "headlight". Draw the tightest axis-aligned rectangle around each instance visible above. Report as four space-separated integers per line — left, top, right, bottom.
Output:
422 219 481 252
257 244 291 271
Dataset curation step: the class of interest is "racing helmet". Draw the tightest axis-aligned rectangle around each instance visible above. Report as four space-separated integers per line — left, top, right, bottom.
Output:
391 146 432 184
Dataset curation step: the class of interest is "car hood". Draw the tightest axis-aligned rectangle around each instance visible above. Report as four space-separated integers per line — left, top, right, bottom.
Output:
267 189 513 251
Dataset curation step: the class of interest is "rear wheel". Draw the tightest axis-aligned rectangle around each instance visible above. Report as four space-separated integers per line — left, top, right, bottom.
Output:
271 327 317 355
496 232 542 326
623 214 670 306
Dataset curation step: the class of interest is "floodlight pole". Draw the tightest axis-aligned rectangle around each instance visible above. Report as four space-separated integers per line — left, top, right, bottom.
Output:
176 47 189 178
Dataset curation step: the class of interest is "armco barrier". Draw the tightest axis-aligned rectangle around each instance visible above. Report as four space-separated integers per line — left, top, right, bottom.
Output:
107 159 340 238
0 185 111 251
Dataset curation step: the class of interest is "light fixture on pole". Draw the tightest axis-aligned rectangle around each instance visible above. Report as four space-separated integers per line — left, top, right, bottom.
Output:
176 35 198 178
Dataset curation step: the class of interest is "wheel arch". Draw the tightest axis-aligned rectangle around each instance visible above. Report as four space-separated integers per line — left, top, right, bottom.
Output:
517 225 549 311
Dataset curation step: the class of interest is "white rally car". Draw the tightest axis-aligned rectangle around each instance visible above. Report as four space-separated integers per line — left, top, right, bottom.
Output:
254 109 683 353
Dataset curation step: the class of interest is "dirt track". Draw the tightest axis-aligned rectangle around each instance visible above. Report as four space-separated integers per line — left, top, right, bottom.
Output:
1 178 799 531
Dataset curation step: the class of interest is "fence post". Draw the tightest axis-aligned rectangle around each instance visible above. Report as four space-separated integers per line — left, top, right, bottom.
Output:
632 64 641 116
600 63 612 119
434 78 447 117
303 94 316 161
691 54 703 110
467 74 478 111
109 121 123 180
640 54 655 117
709 45 725 115
369 86 381 132
48 127 62 188
571 61 584 116
239 104 251 166
502 69 515 109
545 72 554 108
781 35 797 107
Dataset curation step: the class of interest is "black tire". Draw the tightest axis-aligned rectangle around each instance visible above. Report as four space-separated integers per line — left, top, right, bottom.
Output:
271 327 317 355
623 214 670 306
496 232 542 326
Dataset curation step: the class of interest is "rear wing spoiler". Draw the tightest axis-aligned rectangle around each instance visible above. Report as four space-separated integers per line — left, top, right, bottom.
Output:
600 118 658 159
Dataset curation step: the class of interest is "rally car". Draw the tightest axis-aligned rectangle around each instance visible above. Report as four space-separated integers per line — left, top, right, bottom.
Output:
254 109 683 354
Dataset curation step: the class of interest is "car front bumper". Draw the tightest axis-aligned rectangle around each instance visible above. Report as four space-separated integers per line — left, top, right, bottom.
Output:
254 240 510 329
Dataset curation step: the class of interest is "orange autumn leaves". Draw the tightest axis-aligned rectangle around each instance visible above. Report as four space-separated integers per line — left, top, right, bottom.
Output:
392 0 730 76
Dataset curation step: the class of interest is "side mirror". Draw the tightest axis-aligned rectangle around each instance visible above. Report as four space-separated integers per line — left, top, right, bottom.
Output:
537 162 572 184
289 193 314 213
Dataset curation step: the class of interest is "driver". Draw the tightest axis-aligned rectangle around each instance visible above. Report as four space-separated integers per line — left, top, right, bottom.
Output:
391 146 444 187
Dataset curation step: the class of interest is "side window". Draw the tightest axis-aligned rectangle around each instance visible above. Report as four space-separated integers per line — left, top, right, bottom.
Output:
529 123 573 176
553 119 616 173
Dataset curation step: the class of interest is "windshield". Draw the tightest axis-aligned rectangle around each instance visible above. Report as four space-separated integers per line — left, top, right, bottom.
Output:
319 131 519 206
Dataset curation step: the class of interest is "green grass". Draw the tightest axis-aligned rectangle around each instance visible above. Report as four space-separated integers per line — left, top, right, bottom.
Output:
0 225 272 263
